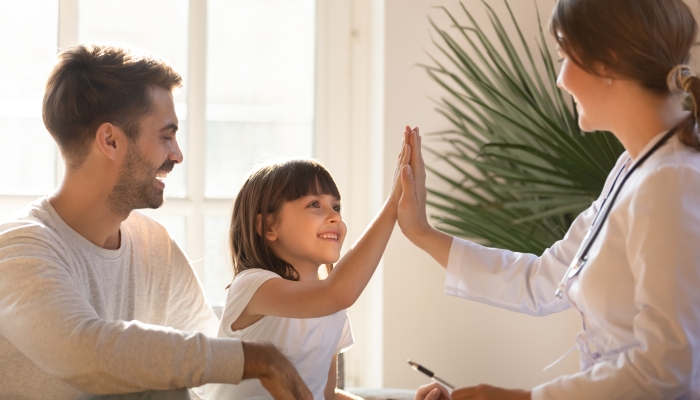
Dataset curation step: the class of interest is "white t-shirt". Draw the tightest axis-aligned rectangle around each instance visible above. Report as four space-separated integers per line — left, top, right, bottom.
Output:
445 132 700 399
206 269 354 400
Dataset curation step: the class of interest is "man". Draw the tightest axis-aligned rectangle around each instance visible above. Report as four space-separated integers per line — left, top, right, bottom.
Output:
0 44 311 399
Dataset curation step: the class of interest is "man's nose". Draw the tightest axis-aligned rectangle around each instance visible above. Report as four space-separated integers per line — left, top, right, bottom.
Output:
171 139 184 164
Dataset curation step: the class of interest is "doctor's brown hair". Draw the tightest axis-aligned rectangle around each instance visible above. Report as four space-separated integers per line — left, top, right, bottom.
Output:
550 0 700 150
228 159 341 283
42 44 182 169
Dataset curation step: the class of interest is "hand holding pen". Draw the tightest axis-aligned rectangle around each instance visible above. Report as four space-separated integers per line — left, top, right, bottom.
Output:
408 360 455 391
408 360 531 400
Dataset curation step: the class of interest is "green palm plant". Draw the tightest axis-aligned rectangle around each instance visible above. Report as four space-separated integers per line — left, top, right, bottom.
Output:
424 0 624 254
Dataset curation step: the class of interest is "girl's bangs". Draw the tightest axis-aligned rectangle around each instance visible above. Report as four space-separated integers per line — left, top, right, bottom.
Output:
280 160 341 202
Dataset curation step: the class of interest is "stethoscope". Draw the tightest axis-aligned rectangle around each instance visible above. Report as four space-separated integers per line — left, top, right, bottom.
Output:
554 125 680 299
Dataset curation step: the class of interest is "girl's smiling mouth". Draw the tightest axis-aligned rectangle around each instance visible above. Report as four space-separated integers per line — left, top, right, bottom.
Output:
318 232 339 241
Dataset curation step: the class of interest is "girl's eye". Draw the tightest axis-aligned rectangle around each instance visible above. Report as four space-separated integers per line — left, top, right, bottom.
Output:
333 205 341 212
308 201 320 208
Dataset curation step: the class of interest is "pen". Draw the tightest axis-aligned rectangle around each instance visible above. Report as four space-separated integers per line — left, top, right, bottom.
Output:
407 359 455 390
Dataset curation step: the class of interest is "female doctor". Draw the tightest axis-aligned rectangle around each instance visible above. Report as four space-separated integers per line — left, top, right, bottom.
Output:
398 0 700 399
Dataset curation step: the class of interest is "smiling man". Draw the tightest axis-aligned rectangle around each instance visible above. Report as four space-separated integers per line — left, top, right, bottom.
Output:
0 45 311 400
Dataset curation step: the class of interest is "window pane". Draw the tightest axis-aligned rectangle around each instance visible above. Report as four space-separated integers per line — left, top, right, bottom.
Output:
206 121 314 198
204 216 233 308
78 0 189 198
205 0 315 198
0 1 59 195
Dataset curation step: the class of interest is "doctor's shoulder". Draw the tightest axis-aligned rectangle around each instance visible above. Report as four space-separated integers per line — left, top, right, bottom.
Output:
630 139 700 206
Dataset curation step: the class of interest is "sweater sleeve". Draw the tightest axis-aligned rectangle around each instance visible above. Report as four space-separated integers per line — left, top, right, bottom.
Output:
444 207 589 316
444 195 603 316
0 225 244 395
532 165 700 399
443 154 631 317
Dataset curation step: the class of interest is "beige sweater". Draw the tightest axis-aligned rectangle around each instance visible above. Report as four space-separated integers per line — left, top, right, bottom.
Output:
0 198 243 399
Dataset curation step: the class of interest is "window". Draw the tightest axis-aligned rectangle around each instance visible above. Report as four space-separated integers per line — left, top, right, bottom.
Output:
0 0 316 309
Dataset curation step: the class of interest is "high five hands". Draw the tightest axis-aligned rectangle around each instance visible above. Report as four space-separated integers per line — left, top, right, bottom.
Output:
397 126 431 242
400 126 531 400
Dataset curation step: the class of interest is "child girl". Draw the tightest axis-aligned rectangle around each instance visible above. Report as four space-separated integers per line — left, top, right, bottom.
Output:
206 135 411 399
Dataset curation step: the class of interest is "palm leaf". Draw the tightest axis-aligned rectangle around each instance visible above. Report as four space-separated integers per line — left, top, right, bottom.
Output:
425 0 624 254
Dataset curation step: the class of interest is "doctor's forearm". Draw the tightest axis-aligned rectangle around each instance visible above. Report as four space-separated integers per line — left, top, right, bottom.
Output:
408 226 453 269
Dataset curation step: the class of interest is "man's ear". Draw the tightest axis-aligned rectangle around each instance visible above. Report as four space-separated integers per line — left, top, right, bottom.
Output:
94 122 126 160
256 213 277 241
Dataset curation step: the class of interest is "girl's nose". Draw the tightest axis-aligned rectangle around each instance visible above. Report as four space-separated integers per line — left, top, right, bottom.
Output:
327 211 341 224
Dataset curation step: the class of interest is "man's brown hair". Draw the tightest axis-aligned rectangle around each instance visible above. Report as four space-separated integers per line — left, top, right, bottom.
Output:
42 44 182 168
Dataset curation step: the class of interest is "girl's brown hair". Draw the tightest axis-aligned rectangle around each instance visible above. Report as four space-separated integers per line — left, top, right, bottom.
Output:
229 158 341 281
550 0 700 150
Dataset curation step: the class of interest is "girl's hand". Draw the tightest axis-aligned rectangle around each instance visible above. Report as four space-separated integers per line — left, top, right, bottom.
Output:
451 385 530 400
415 382 451 400
397 126 431 241
387 126 413 207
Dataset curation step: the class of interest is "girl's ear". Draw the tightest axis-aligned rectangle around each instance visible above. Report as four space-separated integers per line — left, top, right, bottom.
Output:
256 213 277 241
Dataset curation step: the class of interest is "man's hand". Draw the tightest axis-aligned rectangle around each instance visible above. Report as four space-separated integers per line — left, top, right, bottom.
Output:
241 342 312 400
415 382 451 400
451 384 530 400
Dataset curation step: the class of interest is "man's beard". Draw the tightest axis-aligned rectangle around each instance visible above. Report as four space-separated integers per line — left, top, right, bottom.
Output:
107 145 175 218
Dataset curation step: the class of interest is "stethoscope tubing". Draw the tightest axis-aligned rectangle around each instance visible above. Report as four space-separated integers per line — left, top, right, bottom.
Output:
555 125 680 299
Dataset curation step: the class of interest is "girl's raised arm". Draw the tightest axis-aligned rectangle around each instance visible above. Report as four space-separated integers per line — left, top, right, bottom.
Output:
244 128 412 319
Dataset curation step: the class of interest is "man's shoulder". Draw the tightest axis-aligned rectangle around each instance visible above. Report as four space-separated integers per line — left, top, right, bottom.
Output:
0 199 56 243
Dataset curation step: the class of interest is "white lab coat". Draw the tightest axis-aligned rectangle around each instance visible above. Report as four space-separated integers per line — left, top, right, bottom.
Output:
445 132 700 399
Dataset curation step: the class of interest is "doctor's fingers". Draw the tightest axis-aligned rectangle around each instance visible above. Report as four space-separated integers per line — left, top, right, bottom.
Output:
407 127 427 200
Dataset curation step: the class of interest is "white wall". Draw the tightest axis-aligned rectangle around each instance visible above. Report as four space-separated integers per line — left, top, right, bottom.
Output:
378 0 582 390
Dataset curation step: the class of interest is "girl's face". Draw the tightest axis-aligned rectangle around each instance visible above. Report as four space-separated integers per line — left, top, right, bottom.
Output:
265 193 347 278
556 47 614 132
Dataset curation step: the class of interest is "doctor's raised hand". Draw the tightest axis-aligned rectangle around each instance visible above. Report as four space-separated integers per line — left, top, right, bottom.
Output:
399 128 531 400
397 126 453 268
